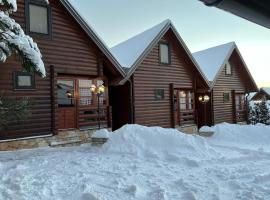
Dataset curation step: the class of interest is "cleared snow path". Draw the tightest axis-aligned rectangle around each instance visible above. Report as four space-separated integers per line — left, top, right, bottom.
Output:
0 123 270 200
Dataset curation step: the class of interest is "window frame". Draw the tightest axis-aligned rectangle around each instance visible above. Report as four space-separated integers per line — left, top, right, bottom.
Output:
13 71 36 90
223 92 231 103
225 62 232 76
154 89 165 100
25 0 52 38
159 42 171 65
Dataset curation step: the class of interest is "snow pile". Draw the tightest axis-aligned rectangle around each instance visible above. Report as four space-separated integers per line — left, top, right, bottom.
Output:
204 123 270 150
102 124 216 160
92 129 110 138
1 124 270 199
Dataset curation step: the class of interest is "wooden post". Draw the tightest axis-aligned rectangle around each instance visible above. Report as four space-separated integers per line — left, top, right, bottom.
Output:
50 65 57 135
232 90 237 124
170 83 175 128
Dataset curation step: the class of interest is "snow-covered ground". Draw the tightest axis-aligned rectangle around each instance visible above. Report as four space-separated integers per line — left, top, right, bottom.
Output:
0 123 270 200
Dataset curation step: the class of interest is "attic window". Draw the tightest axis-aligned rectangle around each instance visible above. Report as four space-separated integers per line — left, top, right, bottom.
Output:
26 0 51 36
159 43 170 64
225 62 232 75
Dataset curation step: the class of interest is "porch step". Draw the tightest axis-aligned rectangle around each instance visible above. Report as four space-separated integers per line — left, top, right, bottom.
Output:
49 139 85 147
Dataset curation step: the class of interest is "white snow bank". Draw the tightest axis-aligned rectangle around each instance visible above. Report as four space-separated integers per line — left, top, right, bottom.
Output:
1 123 270 199
102 124 216 159
206 123 270 150
92 129 110 138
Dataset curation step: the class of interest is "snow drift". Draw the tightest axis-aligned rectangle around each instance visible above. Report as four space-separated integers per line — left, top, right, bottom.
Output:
101 124 217 160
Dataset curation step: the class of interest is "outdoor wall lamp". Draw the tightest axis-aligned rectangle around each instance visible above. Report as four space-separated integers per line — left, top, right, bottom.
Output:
199 95 210 103
90 83 105 129
66 90 72 98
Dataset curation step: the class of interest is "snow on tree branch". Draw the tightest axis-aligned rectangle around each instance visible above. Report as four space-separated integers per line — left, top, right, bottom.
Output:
0 0 49 77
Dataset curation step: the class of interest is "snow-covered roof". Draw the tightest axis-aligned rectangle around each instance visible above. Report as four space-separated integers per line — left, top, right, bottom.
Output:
262 87 270 96
111 20 170 69
193 42 235 82
110 20 210 87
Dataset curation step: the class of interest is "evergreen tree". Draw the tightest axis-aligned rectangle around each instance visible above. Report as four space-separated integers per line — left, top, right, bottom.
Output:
0 0 47 76
258 100 270 124
0 93 31 130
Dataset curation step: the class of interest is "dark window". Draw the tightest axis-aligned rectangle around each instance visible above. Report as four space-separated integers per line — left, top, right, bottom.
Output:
223 92 230 102
155 89 165 100
57 80 75 107
26 0 51 36
225 62 232 75
159 43 170 64
13 72 36 90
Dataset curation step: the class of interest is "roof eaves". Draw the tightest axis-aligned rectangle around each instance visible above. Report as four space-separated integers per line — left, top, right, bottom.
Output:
169 24 211 89
60 0 126 78
210 42 236 90
119 20 171 84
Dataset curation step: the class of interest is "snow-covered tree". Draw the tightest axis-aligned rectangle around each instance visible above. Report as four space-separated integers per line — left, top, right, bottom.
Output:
258 100 270 125
0 0 47 77
248 100 270 125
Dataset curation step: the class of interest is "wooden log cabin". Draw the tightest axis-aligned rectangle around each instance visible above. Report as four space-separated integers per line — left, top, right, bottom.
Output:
0 0 125 140
193 42 258 126
110 20 210 132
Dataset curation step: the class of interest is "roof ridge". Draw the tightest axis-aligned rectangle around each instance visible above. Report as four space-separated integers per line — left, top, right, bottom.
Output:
194 41 235 54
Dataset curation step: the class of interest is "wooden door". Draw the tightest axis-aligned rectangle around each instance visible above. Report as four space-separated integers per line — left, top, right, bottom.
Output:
57 79 76 129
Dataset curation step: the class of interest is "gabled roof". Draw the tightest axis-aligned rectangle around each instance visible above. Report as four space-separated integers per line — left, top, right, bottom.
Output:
110 20 210 86
59 0 125 77
261 87 270 96
193 42 258 91
193 42 235 82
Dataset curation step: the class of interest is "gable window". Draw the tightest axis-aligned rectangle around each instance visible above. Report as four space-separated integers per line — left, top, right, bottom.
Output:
13 72 36 90
225 62 232 75
223 92 230 102
159 43 170 64
26 0 51 36
155 89 165 100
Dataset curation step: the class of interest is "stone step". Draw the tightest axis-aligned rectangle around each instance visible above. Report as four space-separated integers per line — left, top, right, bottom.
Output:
49 139 83 147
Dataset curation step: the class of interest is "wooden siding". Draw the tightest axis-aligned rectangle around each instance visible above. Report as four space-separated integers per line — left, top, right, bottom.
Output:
212 50 251 124
132 30 204 128
0 0 110 139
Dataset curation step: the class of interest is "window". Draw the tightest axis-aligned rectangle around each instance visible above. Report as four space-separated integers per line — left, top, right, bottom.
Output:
225 62 232 75
235 94 245 111
57 80 75 107
27 1 51 35
223 92 230 102
155 89 165 100
179 91 194 111
13 72 35 90
79 80 93 106
159 43 170 64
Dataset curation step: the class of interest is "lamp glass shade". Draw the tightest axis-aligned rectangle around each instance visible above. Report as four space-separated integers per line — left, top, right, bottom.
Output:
98 85 105 94
91 84 96 92
204 95 210 102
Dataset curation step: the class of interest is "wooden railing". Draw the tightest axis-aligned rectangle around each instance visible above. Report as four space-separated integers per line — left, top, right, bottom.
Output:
180 110 195 126
78 106 112 130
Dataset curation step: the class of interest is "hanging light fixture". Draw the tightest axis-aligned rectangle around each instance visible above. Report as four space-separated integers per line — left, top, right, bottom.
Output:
66 90 72 98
